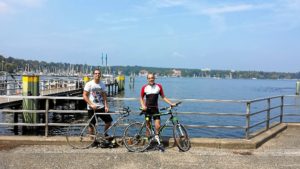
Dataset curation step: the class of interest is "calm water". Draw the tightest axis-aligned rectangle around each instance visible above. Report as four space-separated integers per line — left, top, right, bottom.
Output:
1 76 299 138
112 77 299 138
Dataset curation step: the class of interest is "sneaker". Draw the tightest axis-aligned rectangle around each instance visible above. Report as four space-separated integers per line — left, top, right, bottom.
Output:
90 141 100 148
154 135 161 144
99 140 111 148
157 144 165 152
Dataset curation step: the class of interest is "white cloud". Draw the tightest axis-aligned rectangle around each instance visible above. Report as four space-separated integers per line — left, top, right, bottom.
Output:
172 51 185 59
202 4 255 15
9 0 45 7
0 0 45 15
151 0 187 8
96 14 139 25
0 1 10 14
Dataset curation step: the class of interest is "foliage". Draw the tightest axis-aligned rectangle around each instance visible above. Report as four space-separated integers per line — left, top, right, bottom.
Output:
0 54 299 79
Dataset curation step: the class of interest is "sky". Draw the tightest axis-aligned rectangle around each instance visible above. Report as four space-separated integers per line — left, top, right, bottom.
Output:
0 0 300 73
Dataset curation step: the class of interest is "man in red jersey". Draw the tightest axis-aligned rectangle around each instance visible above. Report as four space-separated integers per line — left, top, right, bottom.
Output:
140 73 175 150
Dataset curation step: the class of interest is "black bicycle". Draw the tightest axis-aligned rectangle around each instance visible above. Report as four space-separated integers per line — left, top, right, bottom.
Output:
123 102 190 152
66 107 131 149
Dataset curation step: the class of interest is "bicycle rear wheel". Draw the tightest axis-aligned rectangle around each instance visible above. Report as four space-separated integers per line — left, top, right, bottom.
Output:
123 122 151 152
173 123 191 152
66 120 96 149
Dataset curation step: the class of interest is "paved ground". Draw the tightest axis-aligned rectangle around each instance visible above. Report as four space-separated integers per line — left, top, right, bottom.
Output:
0 126 300 169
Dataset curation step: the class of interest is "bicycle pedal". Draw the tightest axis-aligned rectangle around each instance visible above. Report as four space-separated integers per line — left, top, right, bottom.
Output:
157 145 165 152
90 141 100 148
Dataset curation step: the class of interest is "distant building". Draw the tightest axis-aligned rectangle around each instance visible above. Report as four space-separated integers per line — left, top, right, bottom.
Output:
117 70 123 75
139 69 148 76
172 69 181 77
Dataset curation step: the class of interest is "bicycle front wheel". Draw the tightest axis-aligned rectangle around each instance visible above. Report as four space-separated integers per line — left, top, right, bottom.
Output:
173 123 191 152
123 122 151 152
66 120 96 149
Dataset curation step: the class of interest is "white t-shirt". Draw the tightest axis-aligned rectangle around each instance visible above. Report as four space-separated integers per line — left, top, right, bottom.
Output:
84 80 107 110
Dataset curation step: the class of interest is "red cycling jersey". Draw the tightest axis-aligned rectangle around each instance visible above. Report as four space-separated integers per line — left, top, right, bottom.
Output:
140 83 165 108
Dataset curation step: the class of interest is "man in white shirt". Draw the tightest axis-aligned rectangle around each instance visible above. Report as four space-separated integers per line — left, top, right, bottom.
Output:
83 69 112 137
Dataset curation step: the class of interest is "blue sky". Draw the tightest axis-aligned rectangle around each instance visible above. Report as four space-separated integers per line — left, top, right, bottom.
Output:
0 0 299 72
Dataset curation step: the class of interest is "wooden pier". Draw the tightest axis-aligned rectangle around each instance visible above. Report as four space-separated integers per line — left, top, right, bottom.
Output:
0 75 124 108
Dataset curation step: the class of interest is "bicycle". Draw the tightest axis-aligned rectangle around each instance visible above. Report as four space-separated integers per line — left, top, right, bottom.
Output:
122 102 191 152
66 107 131 149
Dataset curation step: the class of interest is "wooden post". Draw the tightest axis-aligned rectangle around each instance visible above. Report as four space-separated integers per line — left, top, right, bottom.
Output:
83 76 90 85
108 85 111 96
296 81 300 95
13 112 18 135
22 75 39 124
117 75 125 91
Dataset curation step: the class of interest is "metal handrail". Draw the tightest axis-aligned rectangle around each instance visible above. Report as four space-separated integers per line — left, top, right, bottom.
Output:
0 95 299 139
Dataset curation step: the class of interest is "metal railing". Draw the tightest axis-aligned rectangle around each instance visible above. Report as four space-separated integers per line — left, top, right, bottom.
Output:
0 95 299 139
0 79 82 96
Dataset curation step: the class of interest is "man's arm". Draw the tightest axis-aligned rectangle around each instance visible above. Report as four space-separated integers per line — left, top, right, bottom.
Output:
161 96 176 107
101 91 109 112
140 86 147 110
140 97 147 110
83 90 96 110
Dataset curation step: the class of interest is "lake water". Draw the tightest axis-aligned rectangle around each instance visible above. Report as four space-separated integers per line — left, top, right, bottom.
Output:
111 77 299 138
1 76 299 138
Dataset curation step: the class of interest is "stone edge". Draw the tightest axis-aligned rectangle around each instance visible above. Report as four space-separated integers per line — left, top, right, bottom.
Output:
0 123 295 149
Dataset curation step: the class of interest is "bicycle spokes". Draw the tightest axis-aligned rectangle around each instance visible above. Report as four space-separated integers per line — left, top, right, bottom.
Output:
123 122 151 152
173 123 190 152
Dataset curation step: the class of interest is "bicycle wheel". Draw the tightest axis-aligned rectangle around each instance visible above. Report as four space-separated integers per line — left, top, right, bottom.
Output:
110 119 135 146
66 120 96 149
173 123 191 152
123 122 151 152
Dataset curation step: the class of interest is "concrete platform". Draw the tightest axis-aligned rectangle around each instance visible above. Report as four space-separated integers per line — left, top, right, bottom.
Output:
0 123 292 149
0 123 299 169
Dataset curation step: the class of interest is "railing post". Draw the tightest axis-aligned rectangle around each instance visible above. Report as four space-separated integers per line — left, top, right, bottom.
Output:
245 102 251 139
266 98 271 130
280 96 284 123
45 99 49 137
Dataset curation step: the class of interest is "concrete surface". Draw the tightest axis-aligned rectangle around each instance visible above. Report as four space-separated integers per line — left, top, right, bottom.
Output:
0 123 299 169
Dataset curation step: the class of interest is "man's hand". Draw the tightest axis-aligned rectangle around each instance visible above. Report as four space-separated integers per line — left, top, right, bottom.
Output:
90 104 98 110
105 107 109 113
170 103 176 107
141 105 147 111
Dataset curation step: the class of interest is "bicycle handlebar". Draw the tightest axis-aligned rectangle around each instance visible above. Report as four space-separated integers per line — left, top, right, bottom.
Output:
160 101 182 111
116 106 131 117
139 102 182 115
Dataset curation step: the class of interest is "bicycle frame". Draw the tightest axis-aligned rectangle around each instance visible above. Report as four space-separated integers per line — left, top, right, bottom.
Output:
142 107 180 138
91 110 129 138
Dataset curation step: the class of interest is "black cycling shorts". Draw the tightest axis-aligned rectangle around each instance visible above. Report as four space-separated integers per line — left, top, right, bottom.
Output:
145 107 160 120
88 108 113 125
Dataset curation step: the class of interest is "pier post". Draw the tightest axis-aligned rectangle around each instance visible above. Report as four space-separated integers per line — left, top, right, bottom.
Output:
13 112 18 134
114 81 117 95
6 81 14 95
129 75 135 89
107 84 111 96
83 76 90 85
116 75 125 91
22 75 40 124
296 81 300 95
